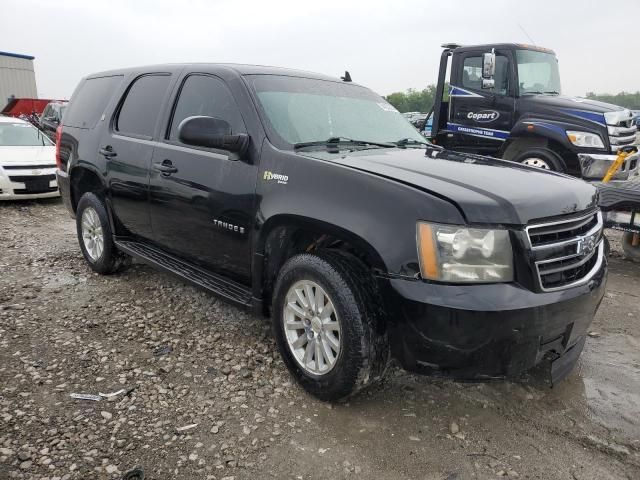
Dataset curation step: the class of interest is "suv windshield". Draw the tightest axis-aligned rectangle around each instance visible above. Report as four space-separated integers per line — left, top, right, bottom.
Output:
516 49 561 95
0 122 52 146
249 75 427 149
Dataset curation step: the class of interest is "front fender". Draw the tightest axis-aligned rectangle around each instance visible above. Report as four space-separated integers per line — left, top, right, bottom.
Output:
253 143 465 278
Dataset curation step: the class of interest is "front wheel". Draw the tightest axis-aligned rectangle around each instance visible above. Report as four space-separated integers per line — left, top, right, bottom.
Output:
513 148 565 172
272 251 389 401
76 192 130 274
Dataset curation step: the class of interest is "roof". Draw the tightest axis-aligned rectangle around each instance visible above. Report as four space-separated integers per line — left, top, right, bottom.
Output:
87 63 348 84
0 51 35 60
446 43 556 54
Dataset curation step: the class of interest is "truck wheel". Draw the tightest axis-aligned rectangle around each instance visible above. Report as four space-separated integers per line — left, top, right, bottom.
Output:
621 232 640 262
272 250 389 401
76 192 130 274
513 148 565 172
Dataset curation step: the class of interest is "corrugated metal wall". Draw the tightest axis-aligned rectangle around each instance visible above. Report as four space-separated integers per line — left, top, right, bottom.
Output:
0 55 38 109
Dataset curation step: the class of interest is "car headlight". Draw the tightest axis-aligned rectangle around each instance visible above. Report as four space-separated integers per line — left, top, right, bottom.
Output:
566 131 604 148
417 222 514 283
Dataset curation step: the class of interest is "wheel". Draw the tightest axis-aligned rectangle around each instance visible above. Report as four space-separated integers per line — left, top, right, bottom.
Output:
76 192 130 274
621 231 640 262
513 148 565 172
272 250 389 401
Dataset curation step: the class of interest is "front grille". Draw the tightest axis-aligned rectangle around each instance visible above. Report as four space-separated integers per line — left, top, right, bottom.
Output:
608 117 637 152
526 211 603 291
9 174 56 194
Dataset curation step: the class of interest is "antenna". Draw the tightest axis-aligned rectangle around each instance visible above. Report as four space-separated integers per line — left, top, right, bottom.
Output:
341 71 352 82
518 23 536 45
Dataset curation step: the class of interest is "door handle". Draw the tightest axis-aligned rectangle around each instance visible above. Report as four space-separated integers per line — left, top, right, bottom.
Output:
153 160 178 175
99 145 117 158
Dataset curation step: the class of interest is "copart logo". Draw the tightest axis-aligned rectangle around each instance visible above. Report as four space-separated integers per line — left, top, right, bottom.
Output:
467 110 500 123
263 171 289 185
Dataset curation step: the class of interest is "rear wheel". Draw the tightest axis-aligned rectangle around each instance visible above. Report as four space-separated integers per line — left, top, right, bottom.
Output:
272 250 389 401
76 192 130 274
513 148 565 172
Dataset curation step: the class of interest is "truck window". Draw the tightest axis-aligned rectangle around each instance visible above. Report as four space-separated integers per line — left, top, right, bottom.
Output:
516 49 561 95
64 75 123 129
168 74 246 141
462 55 509 95
116 74 171 139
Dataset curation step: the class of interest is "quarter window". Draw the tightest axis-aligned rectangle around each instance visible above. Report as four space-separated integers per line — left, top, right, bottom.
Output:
168 75 245 142
462 55 509 95
116 74 171 138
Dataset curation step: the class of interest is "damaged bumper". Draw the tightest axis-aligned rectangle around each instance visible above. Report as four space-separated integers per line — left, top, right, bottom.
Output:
383 263 606 381
579 151 639 180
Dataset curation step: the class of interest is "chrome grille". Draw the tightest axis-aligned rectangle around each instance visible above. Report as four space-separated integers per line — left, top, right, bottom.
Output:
607 113 637 152
526 211 604 292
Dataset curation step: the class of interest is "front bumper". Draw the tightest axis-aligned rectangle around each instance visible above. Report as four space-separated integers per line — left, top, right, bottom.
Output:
579 151 639 180
383 260 606 380
0 166 59 200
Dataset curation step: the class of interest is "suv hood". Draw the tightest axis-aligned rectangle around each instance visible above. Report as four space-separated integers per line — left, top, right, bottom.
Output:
302 147 598 225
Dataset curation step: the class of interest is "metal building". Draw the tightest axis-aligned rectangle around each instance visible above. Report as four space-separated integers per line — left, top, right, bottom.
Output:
0 51 38 110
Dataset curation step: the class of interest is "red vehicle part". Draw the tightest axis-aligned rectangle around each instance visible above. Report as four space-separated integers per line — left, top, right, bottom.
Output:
1 98 61 117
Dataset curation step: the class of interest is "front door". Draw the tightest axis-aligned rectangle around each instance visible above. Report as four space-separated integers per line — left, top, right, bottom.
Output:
448 50 515 154
148 73 257 282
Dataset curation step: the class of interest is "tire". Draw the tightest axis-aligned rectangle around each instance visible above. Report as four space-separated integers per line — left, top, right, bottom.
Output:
621 231 640 262
76 192 130 274
272 250 389 401
512 148 566 172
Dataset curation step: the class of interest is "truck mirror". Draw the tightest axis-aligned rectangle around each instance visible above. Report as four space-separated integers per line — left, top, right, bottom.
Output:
178 115 249 157
482 51 496 79
482 78 495 89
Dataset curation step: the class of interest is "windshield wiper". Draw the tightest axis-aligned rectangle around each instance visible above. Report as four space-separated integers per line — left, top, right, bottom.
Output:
293 136 395 150
394 138 428 148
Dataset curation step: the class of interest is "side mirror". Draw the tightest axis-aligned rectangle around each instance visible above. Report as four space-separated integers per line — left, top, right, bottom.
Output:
178 116 249 156
482 51 496 79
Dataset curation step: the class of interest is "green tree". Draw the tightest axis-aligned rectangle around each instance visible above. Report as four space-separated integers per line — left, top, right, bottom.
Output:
385 84 447 113
585 91 640 110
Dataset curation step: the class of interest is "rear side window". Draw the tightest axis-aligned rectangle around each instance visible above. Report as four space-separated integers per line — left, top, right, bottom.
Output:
168 74 246 142
64 75 123 129
116 74 171 139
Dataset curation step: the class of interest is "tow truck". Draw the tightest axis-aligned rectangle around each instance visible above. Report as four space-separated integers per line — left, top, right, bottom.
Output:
428 42 640 257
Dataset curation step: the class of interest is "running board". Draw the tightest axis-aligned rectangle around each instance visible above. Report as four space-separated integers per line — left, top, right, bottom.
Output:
114 238 253 308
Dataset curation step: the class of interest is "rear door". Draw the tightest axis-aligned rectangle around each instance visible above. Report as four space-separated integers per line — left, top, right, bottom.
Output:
448 50 515 153
102 73 174 240
148 72 257 282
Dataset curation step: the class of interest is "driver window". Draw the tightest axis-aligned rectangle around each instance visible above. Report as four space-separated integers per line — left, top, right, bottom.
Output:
462 55 509 95
168 75 246 142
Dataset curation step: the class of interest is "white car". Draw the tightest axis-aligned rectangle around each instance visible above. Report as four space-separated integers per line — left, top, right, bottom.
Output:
0 116 58 200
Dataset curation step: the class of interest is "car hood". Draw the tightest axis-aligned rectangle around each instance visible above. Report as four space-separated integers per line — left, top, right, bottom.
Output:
0 146 56 166
522 94 626 114
301 146 598 225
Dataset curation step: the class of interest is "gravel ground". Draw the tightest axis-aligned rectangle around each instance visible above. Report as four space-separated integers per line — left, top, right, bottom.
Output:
1 199 639 480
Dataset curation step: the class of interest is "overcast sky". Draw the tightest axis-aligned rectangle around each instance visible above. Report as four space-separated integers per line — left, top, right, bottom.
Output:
3 0 639 100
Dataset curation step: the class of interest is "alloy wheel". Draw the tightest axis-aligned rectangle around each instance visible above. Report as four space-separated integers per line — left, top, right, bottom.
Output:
283 280 341 375
81 207 104 261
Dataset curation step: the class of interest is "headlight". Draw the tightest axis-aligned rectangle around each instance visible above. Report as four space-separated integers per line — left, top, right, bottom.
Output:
566 131 605 148
417 223 514 283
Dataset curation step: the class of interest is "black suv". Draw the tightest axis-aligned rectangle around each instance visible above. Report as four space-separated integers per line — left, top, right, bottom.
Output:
39 100 68 139
56 64 606 401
